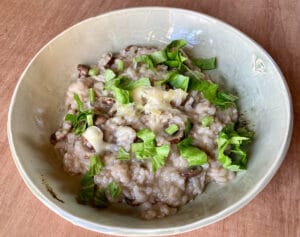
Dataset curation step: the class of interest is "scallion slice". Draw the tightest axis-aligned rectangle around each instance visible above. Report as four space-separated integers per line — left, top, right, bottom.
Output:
165 124 179 135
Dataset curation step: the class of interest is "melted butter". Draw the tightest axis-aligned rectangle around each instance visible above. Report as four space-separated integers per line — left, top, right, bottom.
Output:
116 103 137 117
131 87 187 114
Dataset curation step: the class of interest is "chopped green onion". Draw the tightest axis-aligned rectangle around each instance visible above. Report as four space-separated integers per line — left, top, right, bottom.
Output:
184 119 192 137
104 69 116 81
129 39 187 71
192 57 216 70
215 92 238 109
154 79 168 86
188 76 238 109
86 114 93 127
113 87 130 104
165 124 179 135
177 138 208 166
116 59 124 72
166 39 187 52
168 73 190 91
150 50 167 64
154 72 189 91
217 124 253 171
73 122 87 135
131 142 145 158
65 94 94 135
164 39 187 69
237 127 255 139
136 128 156 141
133 55 154 71
93 188 108 207
104 76 150 105
73 93 83 111
88 88 95 103
78 172 94 204
88 154 104 176
88 67 100 76
117 147 130 160
78 155 104 204
64 113 76 124
104 76 120 91
201 115 214 127
153 144 170 171
118 77 151 90
108 182 121 200
131 128 170 172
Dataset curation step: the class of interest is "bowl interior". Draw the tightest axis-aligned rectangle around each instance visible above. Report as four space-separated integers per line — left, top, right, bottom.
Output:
8 8 292 236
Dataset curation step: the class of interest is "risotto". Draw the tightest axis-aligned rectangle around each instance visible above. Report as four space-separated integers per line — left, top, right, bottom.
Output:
51 39 253 219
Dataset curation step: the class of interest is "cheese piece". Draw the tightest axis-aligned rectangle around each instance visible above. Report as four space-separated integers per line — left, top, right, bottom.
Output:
131 87 187 114
82 126 105 154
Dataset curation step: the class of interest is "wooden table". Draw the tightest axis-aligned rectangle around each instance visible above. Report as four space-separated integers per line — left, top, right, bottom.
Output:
1 1 299 236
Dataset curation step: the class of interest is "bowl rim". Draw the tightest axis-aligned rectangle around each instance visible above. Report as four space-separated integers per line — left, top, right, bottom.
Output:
7 6 293 236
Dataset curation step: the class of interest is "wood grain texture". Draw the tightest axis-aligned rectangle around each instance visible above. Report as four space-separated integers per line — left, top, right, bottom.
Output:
0 0 299 236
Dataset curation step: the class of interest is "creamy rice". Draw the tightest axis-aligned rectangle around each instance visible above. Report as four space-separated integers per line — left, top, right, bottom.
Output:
51 42 242 219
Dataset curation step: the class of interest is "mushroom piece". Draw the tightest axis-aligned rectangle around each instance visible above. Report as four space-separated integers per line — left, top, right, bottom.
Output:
125 197 140 206
179 166 203 178
77 64 90 77
98 52 114 68
94 115 108 127
50 133 57 145
93 96 115 113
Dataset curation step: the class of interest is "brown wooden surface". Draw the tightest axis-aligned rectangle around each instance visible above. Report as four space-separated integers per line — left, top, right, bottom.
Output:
1 0 299 236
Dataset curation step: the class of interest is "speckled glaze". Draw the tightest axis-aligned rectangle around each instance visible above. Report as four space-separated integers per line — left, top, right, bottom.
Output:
7 7 293 236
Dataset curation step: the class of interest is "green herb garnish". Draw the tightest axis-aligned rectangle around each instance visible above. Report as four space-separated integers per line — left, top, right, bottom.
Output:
189 76 238 109
177 138 208 166
86 114 93 127
108 182 122 201
214 92 239 109
133 55 154 70
150 50 167 64
154 72 189 91
183 61 237 109
166 39 187 52
168 73 190 91
104 69 116 81
88 155 104 176
133 39 187 70
118 77 151 91
93 188 108 207
131 39 236 109
78 172 95 204
78 155 104 204
192 57 216 70
113 86 130 104
165 124 179 135
201 115 214 127
164 39 187 69
184 119 192 137
65 93 94 135
152 145 170 171
117 147 130 160
105 76 150 104
88 67 100 76
116 59 124 72
217 124 253 171
74 93 83 111
88 88 95 103
131 129 170 172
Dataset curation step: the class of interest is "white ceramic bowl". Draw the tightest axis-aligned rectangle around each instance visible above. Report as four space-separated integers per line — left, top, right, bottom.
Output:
8 7 293 236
